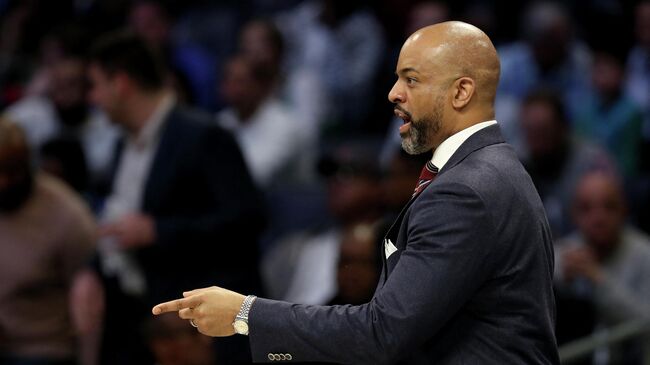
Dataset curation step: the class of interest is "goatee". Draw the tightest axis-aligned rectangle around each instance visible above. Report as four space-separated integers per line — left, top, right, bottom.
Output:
401 112 442 155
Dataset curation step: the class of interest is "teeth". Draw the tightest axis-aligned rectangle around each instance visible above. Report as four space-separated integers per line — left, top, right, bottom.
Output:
394 109 410 122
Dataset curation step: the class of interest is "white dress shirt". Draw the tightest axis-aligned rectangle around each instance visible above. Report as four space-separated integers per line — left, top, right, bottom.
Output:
217 98 309 187
6 96 120 182
102 94 175 221
431 120 497 169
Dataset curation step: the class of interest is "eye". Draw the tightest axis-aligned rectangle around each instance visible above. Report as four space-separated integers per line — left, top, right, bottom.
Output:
406 77 417 86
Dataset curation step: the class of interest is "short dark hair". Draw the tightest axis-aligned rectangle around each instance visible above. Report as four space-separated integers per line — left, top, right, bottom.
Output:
89 31 165 91
522 89 569 127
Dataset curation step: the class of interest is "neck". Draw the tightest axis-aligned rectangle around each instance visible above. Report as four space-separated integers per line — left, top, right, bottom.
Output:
125 89 169 135
450 108 495 135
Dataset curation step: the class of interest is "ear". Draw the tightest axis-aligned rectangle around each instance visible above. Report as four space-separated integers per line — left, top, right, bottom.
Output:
451 77 475 110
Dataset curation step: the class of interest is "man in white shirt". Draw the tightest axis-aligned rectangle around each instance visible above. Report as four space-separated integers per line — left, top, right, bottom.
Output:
5 56 119 192
555 171 650 364
217 55 309 188
83 32 265 365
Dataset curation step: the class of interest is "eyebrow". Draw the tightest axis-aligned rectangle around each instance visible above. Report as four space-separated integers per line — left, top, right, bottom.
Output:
396 67 420 76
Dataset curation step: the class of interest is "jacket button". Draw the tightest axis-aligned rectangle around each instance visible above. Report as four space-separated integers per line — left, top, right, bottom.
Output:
286 353 293 361
267 353 274 361
273 354 281 361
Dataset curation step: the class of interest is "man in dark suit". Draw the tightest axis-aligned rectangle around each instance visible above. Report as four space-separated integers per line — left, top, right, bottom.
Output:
153 21 559 364
81 32 264 364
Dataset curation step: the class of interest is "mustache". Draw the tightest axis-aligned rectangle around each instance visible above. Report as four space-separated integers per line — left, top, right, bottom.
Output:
394 105 412 120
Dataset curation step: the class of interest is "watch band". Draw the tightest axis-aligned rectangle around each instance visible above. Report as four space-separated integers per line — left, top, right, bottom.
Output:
236 295 257 321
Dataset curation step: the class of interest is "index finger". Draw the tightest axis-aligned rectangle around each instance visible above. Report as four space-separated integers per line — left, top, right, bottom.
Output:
152 296 201 315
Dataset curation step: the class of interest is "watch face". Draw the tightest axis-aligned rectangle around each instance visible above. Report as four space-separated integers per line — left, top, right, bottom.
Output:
233 320 249 335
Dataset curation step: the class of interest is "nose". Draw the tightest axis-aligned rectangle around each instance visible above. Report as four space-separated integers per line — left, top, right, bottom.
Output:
388 80 404 104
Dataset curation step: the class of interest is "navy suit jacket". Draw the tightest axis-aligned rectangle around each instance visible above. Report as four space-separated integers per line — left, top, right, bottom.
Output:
248 125 559 364
109 105 265 305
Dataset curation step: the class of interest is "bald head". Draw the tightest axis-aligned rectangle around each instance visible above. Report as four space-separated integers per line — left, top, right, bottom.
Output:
389 21 500 154
404 21 500 104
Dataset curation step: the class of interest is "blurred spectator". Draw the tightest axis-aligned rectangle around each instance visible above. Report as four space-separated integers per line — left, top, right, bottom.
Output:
85 32 264 364
328 222 382 306
555 171 650 364
0 117 96 365
274 0 386 129
520 90 614 238
625 0 650 141
128 0 214 109
217 54 309 188
239 18 326 147
144 315 217 365
496 1 592 150
574 45 644 179
626 0 650 238
23 23 90 98
381 147 432 214
0 1 74 109
171 2 241 110
262 139 384 304
4 55 119 196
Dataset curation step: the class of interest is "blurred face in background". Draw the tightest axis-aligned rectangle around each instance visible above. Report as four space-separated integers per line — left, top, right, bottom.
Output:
327 171 380 222
336 224 379 305
220 57 266 119
572 173 626 252
521 100 566 160
239 21 281 71
129 1 170 49
592 52 624 99
636 2 650 50
50 58 89 126
88 63 126 125
525 2 571 71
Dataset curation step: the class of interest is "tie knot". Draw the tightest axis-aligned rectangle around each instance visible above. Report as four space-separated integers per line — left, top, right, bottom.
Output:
413 161 438 196
419 161 438 181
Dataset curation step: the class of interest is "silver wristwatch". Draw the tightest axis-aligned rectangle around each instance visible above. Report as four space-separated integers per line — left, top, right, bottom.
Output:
233 295 256 335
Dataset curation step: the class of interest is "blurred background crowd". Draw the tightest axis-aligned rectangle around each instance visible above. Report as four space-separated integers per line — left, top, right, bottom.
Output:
0 0 649 364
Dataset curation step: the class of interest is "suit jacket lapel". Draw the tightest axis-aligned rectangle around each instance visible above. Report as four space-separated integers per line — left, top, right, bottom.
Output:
378 124 506 284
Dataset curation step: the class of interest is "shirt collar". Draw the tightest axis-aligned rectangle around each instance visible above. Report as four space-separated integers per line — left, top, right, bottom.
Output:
132 93 175 149
431 120 497 169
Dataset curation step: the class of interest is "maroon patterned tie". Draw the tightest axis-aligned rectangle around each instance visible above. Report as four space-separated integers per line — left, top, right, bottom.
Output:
413 161 439 196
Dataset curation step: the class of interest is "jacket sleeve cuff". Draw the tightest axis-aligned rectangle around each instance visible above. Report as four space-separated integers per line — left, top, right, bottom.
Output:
248 297 299 362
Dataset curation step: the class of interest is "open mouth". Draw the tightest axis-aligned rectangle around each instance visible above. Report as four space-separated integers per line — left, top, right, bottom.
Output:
394 107 412 134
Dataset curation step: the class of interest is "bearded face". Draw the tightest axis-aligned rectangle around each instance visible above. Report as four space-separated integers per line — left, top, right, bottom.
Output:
400 94 444 155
